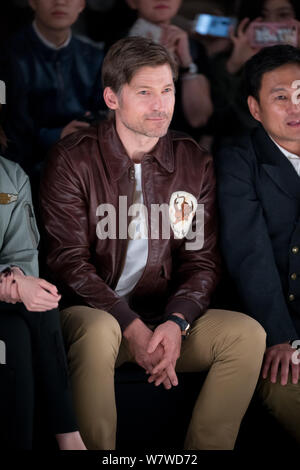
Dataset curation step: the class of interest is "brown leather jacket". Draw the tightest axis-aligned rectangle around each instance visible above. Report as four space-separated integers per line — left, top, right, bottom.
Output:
40 120 221 331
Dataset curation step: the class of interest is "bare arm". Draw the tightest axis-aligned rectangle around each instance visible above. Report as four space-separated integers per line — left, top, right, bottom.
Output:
181 73 213 128
161 24 213 128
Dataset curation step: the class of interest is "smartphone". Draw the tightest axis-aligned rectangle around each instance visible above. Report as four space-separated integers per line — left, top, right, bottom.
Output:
248 22 298 48
194 14 237 38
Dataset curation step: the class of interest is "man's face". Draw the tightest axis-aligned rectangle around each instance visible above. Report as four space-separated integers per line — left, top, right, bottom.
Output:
126 0 182 25
108 64 175 140
29 0 85 30
262 0 295 22
248 63 300 146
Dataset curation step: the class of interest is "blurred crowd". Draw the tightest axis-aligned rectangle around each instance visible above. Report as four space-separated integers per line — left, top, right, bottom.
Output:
0 0 300 189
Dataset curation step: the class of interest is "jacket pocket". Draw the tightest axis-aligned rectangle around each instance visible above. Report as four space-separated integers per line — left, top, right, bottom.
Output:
24 202 39 248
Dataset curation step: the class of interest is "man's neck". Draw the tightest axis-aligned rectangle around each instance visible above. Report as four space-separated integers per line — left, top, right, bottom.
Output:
140 16 171 27
116 121 160 163
271 135 300 157
34 18 70 48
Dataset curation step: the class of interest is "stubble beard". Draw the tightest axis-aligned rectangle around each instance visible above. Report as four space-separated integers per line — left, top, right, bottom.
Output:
122 114 172 139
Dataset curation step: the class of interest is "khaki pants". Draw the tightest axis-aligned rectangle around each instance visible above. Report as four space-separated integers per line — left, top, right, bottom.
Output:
60 306 266 450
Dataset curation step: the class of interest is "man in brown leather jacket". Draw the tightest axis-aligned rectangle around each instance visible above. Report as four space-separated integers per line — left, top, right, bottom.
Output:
40 37 266 450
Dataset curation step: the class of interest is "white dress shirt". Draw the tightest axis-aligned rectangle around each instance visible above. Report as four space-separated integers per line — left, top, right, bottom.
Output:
270 135 300 176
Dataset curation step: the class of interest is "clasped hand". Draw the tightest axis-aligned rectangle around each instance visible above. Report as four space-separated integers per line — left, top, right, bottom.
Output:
123 318 182 390
0 268 61 311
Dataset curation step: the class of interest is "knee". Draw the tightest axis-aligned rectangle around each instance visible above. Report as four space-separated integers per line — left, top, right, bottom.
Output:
228 312 266 345
65 309 122 364
85 312 122 346
217 312 266 364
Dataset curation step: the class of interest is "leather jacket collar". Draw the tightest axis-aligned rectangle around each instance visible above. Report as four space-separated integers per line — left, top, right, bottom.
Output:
97 119 175 182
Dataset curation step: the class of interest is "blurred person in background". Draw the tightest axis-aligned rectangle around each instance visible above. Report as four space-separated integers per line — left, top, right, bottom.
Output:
227 0 300 75
0 0 106 186
189 0 233 59
209 0 300 149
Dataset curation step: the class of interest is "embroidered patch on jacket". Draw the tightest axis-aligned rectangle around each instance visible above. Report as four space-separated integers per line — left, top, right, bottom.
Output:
0 193 18 204
169 191 197 239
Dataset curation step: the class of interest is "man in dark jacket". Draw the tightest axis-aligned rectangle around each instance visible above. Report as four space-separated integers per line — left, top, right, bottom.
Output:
217 44 300 444
1 0 105 178
40 36 265 450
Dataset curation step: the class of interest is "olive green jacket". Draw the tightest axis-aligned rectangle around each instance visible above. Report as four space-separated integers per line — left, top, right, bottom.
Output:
0 156 39 276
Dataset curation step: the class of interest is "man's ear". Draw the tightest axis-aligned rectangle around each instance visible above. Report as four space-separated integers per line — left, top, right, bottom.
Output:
103 87 120 110
78 0 86 15
247 95 262 123
125 0 138 11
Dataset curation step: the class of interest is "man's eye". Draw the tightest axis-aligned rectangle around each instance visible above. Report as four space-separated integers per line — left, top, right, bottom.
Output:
276 95 287 100
163 88 172 93
138 90 148 95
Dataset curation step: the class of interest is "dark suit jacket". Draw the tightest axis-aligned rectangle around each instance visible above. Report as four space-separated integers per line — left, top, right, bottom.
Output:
217 124 300 346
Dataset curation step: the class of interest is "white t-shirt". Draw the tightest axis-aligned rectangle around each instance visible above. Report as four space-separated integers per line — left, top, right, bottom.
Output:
115 164 148 298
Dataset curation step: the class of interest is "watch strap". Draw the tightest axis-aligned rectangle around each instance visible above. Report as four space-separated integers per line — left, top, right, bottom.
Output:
165 314 190 337
180 62 198 75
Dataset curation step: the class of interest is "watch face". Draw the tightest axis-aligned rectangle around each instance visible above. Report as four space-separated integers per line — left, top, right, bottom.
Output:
167 315 190 335
189 63 198 74
182 322 190 336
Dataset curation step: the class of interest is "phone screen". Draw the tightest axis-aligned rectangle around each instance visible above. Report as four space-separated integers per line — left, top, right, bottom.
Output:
248 22 298 48
195 14 236 38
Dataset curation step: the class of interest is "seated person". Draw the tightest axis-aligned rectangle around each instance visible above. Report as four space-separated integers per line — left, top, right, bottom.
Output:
217 44 300 444
0 110 86 449
40 36 266 450
1 0 106 178
125 0 213 142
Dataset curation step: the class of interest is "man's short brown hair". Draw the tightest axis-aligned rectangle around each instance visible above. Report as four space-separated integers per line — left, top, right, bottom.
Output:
102 36 178 94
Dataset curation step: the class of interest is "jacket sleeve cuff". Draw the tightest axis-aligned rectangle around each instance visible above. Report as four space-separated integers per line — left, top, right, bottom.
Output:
109 300 140 332
164 298 202 325
0 265 11 273
267 328 300 347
